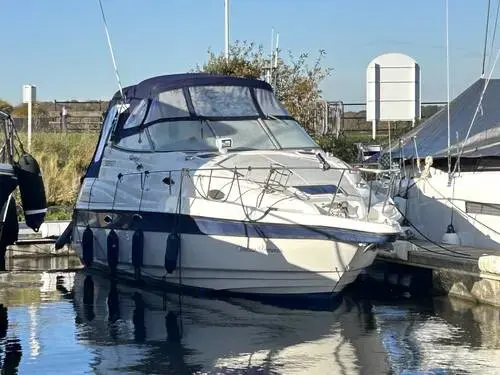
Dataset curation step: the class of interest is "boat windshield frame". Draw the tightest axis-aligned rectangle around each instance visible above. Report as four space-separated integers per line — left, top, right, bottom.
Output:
112 116 321 153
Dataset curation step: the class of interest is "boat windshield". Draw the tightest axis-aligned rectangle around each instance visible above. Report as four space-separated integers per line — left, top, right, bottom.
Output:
117 118 319 152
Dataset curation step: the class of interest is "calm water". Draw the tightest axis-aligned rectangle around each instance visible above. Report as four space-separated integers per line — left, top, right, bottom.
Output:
0 262 500 374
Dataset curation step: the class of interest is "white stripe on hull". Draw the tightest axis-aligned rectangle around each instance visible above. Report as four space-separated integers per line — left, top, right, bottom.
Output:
0 163 15 175
24 208 48 215
74 226 377 295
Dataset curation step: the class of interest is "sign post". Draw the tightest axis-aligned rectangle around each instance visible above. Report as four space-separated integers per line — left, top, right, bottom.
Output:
366 53 420 140
22 85 37 152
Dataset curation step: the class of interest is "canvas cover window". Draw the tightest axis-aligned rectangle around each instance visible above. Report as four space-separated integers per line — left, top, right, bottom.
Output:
254 88 289 116
145 89 190 122
189 86 258 117
123 99 149 129
94 105 120 162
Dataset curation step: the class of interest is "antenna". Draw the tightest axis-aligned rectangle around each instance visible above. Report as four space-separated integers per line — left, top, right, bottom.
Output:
274 33 280 68
271 27 274 62
98 0 126 101
272 32 280 88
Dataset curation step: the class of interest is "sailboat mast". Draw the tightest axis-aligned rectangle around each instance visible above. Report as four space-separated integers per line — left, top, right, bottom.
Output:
224 0 229 61
482 0 492 77
446 0 451 178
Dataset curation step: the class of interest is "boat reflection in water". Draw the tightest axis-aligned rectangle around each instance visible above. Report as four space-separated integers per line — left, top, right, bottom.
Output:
72 271 391 375
0 304 22 374
2 269 500 373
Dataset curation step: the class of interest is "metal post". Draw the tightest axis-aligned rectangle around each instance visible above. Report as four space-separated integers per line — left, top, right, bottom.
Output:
23 84 36 152
61 105 68 132
371 119 376 140
224 0 229 61
388 121 392 167
27 101 32 153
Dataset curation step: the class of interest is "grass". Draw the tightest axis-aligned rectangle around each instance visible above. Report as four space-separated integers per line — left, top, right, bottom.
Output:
14 132 98 220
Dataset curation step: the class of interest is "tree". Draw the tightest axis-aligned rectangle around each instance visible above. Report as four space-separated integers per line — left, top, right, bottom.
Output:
421 105 442 119
197 40 332 132
0 99 13 114
199 41 265 78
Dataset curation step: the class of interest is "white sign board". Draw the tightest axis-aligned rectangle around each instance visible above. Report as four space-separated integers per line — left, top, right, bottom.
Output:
22 84 37 104
366 53 420 122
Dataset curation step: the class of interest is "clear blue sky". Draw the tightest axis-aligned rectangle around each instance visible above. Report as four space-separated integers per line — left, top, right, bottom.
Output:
0 0 494 105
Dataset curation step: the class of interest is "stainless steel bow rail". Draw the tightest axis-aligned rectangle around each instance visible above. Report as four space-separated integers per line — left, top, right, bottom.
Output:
94 164 400 223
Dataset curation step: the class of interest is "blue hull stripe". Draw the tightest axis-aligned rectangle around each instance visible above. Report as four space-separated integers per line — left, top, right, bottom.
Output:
74 209 397 245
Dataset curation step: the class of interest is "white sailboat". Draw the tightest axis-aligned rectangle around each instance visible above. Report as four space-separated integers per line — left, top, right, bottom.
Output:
384 1 500 252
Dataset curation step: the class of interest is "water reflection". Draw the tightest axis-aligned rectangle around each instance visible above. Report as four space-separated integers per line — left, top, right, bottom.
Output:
1 267 500 374
0 304 22 375
73 273 382 374
4 253 80 273
354 288 500 374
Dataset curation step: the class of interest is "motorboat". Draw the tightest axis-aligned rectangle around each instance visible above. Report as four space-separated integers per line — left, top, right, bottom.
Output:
69 73 402 297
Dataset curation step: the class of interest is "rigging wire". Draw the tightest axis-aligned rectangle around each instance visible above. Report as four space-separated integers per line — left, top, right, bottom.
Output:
394 205 473 258
482 0 492 77
97 0 126 101
450 45 500 177
447 0 500 225
451 0 500 177
424 178 500 237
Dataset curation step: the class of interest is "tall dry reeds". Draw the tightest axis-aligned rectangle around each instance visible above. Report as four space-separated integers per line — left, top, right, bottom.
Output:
16 132 98 207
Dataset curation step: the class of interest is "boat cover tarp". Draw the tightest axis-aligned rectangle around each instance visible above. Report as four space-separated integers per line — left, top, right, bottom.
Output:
106 73 290 139
108 73 276 113
85 73 293 178
386 78 500 159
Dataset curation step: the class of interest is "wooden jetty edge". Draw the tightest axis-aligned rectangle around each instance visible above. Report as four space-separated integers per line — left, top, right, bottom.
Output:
6 221 75 258
361 240 500 306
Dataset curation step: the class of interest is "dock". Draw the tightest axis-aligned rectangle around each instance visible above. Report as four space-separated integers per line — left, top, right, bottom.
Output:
4 220 75 261
360 240 500 306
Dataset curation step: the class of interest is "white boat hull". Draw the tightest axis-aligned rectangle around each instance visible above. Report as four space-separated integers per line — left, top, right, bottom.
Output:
73 226 378 296
399 168 500 250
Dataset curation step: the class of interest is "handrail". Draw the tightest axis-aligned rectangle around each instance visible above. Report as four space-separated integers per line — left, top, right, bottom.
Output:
114 164 359 178
97 162 401 223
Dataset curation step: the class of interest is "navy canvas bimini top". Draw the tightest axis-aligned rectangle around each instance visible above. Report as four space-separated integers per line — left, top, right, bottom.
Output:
109 73 274 104
105 73 289 140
